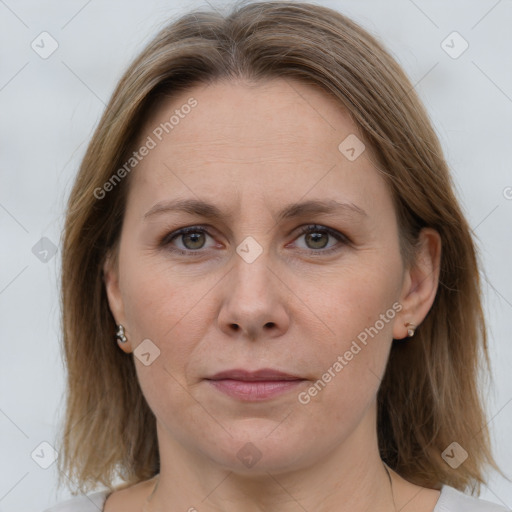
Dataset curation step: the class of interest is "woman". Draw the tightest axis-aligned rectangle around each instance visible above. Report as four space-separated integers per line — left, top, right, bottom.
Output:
45 1 510 511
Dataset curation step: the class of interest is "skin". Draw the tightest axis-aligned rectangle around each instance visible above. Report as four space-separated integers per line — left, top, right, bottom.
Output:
103 78 442 512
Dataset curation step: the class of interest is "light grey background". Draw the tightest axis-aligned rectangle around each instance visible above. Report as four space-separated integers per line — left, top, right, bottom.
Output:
0 0 511 511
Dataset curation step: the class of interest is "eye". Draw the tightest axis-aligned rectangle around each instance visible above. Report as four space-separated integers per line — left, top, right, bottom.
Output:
161 224 349 256
292 224 348 254
162 226 217 254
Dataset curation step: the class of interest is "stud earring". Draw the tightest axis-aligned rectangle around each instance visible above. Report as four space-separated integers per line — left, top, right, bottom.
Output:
116 324 128 344
405 322 416 337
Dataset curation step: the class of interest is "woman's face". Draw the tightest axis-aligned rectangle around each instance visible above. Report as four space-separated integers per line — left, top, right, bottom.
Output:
104 78 421 473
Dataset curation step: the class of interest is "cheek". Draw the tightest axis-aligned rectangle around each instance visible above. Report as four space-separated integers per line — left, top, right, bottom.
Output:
310 247 402 342
121 259 207 423
299 247 403 407
119 250 217 388
120 247 206 340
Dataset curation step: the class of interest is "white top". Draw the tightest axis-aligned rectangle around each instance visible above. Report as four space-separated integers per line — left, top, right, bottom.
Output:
42 485 511 511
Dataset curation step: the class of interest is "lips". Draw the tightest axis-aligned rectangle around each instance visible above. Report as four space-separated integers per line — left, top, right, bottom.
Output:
205 368 306 401
206 368 303 381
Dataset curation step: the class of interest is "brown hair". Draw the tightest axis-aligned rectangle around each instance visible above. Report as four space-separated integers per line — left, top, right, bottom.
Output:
58 0 505 496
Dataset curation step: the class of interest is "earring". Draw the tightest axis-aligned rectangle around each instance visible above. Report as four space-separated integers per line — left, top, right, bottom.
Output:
116 324 128 344
405 322 416 337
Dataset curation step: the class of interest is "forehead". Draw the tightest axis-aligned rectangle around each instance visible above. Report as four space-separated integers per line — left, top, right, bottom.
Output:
137 78 359 161
126 78 389 218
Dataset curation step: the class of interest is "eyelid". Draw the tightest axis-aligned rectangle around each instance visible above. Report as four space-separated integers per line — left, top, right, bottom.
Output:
160 225 218 254
161 223 350 255
290 224 350 253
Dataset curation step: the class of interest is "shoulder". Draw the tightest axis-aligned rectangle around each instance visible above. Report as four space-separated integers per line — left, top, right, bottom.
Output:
42 490 110 512
435 485 510 512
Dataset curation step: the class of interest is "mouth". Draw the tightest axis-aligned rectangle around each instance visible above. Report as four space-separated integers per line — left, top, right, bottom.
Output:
205 368 306 401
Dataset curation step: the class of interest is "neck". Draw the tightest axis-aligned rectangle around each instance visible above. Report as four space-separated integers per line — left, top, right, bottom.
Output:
145 463 395 512
145 412 397 512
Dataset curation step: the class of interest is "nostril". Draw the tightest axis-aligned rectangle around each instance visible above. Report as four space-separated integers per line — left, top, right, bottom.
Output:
264 322 276 329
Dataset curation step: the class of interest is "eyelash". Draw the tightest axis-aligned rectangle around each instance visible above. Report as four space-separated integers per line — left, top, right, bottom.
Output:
161 224 350 257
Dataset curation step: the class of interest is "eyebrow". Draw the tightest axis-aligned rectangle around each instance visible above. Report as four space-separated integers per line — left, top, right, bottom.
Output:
143 198 367 222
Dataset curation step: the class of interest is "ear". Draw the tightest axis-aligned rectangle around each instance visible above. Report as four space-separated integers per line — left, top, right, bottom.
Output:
103 249 132 352
393 228 442 340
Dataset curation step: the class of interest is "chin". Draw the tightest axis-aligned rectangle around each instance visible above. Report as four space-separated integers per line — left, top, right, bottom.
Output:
200 428 315 475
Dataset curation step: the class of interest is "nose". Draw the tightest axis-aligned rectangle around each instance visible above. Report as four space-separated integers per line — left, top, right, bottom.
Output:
217 251 291 341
